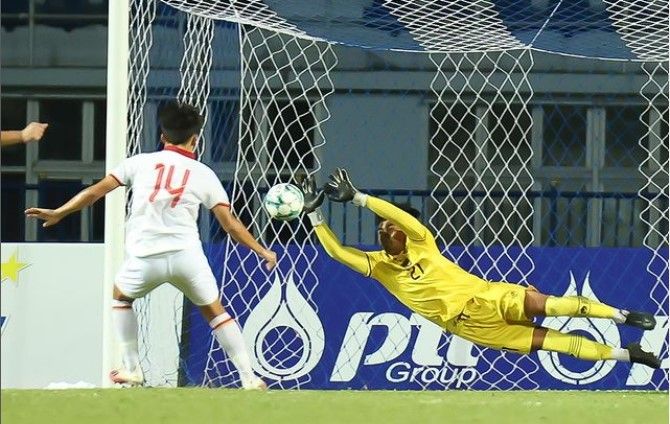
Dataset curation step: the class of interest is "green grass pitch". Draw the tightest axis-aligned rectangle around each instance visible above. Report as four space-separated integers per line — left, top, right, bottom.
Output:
2 389 668 424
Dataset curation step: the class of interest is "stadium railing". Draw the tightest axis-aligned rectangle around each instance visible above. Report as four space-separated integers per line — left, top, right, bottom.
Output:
2 181 665 248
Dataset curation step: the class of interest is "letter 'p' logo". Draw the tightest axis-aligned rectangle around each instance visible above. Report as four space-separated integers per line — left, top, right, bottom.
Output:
331 313 412 382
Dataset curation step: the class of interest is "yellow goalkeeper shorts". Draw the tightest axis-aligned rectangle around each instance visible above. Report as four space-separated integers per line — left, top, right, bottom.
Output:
445 282 536 354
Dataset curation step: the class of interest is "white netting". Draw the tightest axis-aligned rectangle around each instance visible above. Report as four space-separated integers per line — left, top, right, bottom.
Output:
121 0 669 390
637 60 669 389
382 0 525 52
427 49 537 389
611 0 668 390
604 0 669 61
127 0 157 158
178 13 214 158
162 0 311 40
202 25 337 388
126 0 178 388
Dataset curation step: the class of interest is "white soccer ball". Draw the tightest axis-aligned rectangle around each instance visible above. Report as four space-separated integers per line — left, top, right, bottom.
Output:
263 183 304 221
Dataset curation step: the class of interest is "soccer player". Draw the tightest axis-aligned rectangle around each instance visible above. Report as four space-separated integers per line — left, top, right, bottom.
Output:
300 168 661 369
25 101 276 389
1 122 49 147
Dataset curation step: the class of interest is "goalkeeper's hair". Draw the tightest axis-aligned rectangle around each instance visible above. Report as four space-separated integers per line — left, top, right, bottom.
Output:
159 101 204 145
376 202 421 224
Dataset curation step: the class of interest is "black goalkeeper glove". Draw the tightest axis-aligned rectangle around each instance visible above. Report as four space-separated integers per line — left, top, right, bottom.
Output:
324 168 358 203
300 175 325 214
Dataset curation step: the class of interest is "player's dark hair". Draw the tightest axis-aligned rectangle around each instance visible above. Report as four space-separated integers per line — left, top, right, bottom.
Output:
376 202 421 224
159 101 204 145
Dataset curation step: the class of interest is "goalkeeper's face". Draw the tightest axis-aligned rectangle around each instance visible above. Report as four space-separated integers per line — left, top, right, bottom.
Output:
378 220 406 256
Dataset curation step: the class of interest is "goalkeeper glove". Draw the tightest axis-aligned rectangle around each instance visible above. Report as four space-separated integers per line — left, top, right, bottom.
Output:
300 175 325 213
300 175 326 226
325 167 367 206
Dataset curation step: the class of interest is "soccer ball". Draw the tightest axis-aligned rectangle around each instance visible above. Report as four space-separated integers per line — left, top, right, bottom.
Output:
263 183 304 221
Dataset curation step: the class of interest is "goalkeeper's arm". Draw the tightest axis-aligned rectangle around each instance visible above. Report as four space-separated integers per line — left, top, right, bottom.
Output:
301 174 372 276
325 168 428 241
307 210 372 276
355 194 427 241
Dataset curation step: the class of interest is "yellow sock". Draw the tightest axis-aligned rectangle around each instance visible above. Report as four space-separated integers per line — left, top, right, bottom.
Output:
544 296 625 321
541 329 629 362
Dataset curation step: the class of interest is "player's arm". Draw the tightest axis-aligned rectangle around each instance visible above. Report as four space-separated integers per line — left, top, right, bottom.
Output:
313 222 373 276
301 176 372 276
364 197 426 240
211 205 277 271
1 122 48 147
325 168 428 240
25 175 121 227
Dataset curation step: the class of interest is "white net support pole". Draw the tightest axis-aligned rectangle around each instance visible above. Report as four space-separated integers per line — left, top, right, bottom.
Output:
102 0 131 388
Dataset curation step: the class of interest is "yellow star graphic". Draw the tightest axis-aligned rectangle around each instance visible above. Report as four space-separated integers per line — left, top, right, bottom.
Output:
1 250 30 284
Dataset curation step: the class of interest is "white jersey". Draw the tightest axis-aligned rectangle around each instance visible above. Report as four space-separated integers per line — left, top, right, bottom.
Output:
110 144 229 257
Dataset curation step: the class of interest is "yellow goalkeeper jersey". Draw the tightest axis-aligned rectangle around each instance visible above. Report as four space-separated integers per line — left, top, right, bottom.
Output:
314 196 488 328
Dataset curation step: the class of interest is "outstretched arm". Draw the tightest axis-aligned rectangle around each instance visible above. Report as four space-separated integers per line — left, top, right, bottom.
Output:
211 204 277 271
25 175 120 227
325 168 427 240
1 122 49 147
312 218 372 276
360 196 427 241
301 175 372 276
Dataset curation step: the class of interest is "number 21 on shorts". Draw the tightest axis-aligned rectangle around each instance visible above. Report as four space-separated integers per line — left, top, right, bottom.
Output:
150 163 191 207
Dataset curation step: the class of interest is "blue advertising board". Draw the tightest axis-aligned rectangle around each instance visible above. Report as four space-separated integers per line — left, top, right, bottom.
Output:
182 245 668 390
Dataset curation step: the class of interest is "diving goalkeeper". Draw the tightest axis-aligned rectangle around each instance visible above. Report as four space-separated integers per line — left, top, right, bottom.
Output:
301 168 660 369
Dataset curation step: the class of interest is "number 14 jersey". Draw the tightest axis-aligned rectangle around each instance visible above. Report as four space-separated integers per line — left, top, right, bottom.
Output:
110 144 229 257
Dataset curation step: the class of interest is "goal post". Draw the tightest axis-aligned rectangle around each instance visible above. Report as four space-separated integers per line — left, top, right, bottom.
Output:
102 0 130 388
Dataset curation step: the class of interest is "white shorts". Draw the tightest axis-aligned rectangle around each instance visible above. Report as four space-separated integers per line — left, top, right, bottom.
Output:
115 246 219 306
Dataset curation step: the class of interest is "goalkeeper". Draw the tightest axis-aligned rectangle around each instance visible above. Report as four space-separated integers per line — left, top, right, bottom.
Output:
301 168 661 369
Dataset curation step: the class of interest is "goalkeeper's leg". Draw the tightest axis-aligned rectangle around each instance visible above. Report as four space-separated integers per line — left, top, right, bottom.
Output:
532 327 661 369
199 302 266 390
524 289 656 330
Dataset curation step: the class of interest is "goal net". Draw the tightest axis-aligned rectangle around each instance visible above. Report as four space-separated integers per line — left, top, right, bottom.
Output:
120 0 668 390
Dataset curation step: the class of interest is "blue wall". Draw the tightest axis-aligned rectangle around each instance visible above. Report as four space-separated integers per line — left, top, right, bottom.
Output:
181 244 668 390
